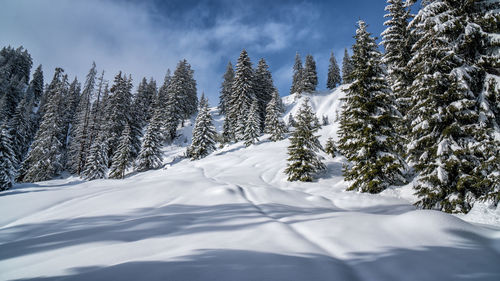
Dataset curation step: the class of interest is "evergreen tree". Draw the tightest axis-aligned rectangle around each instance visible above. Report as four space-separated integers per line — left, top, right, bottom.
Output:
327 51 341 89
20 68 65 182
288 113 296 128
187 96 217 160
254 58 276 130
81 85 110 181
8 94 35 165
163 60 198 140
0 46 32 123
219 61 234 115
285 99 324 182
133 77 156 128
228 49 255 140
290 52 303 95
243 99 261 146
407 0 500 212
0 124 16 191
382 0 415 149
81 130 109 181
107 71 134 161
264 90 287 141
325 137 336 157
109 123 132 179
338 20 406 193
302 55 318 93
342 48 354 84
67 62 97 174
135 108 163 171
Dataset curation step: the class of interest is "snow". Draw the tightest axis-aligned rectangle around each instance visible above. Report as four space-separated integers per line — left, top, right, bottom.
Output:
1 87 500 281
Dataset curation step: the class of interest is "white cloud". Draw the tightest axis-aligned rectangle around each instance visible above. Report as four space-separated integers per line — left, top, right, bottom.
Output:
0 0 319 104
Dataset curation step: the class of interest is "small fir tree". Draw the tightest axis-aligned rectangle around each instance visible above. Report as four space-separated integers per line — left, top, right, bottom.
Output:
325 137 336 157
264 91 287 141
243 99 261 146
285 99 325 182
342 48 354 84
302 55 318 93
109 123 132 179
290 52 303 95
327 51 341 89
218 62 234 115
187 96 217 160
135 108 164 170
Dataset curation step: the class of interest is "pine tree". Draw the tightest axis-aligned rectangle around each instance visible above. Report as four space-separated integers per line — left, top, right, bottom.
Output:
382 0 415 150
187 96 217 160
407 0 500 212
81 85 110 181
342 48 354 84
163 60 198 140
285 99 324 182
264 91 287 141
288 113 296 128
327 51 341 89
254 58 276 130
290 52 303 95
243 99 261 146
81 132 109 181
107 71 134 161
20 68 65 182
8 94 34 165
0 46 32 123
135 108 163 171
302 55 318 93
228 49 255 140
0 124 16 191
109 123 132 179
219 62 234 115
338 20 406 193
133 77 156 128
325 137 336 157
67 63 97 175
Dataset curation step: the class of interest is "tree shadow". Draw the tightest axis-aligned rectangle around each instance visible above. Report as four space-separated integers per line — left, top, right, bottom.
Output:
10 249 360 281
0 203 337 262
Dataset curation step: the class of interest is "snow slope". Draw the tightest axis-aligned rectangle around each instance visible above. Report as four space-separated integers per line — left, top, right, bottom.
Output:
1 87 500 281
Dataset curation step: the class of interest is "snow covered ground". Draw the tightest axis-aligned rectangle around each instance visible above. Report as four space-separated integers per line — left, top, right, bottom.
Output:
1 87 500 281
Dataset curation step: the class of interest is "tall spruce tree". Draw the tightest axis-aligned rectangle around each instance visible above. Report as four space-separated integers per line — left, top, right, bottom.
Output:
338 20 406 193
187 96 217 160
109 123 132 179
243 99 261 146
254 58 275 130
81 85 110 181
228 49 255 140
67 63 97 175
327 51 341 89
264 90 287 141
406 0 495 213
107 71 134 161
0 124 16 191
133 77 156 128
219 61 234 115
0 46 32 124
20 68 65 182
342 48 354 84
285 98 324 182
163 60 198 140
302 55 318 93
290 52 303 95
382 0 415 150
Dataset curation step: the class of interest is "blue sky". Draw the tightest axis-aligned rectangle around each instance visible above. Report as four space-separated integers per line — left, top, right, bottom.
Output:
0 0 395 105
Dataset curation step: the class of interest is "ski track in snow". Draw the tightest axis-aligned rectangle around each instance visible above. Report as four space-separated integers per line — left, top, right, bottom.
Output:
1 88 500 281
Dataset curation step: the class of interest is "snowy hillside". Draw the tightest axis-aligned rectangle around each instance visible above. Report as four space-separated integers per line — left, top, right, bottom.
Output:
1 88 500 281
